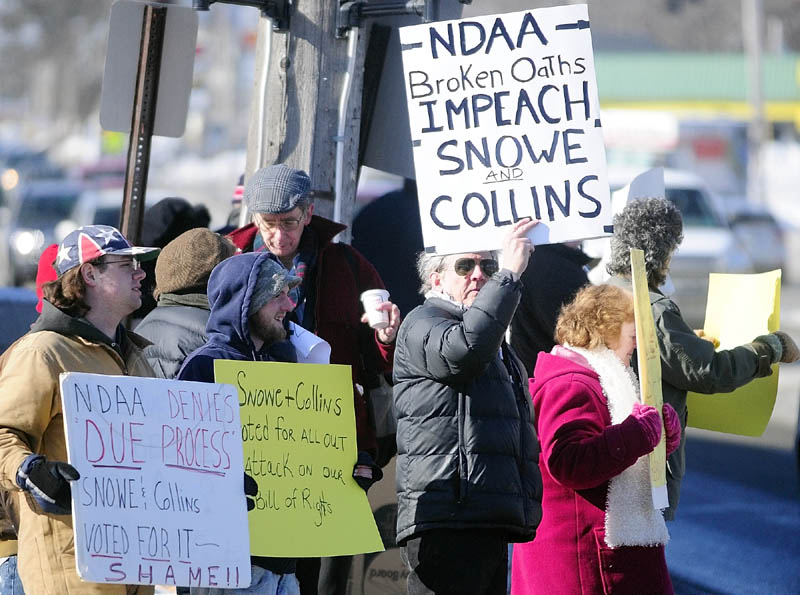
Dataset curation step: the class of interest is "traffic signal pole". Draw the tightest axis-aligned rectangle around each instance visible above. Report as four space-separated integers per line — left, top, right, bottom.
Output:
120 4 167 245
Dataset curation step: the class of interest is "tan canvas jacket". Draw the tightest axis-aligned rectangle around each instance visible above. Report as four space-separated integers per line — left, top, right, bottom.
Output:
0 302 155 594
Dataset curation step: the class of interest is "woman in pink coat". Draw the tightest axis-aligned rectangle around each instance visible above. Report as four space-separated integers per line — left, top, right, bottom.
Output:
511 284 681 595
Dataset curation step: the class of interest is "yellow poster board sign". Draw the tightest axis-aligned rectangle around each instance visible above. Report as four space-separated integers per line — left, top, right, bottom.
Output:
687 270 781 436
630 249 668 509
214 360 384 557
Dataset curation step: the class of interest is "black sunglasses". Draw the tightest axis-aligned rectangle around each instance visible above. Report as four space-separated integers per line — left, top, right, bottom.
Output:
453 258 499 277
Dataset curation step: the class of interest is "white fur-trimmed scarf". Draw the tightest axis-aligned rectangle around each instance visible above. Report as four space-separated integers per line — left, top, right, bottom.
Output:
566 344 669 548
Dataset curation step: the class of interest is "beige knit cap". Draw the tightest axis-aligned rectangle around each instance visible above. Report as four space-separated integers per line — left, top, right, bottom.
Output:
154 228 237 298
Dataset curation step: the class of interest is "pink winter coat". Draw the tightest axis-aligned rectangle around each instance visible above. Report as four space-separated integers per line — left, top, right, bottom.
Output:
511 351 673 595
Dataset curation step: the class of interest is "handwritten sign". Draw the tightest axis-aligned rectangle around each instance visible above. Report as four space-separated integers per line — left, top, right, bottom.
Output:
214 360 384 557
688 270 781 435
399 3 611 254
630 249 669 510
59 373 250 588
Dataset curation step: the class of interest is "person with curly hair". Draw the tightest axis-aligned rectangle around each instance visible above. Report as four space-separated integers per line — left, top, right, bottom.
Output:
606 197 800 520
511 284 680 595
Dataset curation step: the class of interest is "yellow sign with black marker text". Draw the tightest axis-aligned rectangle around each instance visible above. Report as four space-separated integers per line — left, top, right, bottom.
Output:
214 360 384 557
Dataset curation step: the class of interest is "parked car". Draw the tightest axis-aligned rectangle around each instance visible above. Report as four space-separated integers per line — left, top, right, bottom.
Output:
592 168 754 328
71 156 127 189
0 183 12 286
57 186 125 231
723 200 786 273
6 180 85 286
0 144 65 192
5 182 129 286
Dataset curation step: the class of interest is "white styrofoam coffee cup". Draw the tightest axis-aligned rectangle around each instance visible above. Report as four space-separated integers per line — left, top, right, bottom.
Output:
360 289 390 329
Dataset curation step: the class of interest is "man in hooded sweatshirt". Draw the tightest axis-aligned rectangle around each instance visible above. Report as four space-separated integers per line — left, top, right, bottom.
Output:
0 224 159 595
228 165 398 595
178 252 381 595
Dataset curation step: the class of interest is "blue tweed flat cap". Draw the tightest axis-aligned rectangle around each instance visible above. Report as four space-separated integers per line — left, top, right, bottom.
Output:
244 164 311 214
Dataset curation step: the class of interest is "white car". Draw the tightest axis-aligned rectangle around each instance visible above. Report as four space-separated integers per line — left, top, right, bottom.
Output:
723 199 786 274
592 168 754 328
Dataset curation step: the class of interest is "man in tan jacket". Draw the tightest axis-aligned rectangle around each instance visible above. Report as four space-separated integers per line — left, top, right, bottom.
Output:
0 225 159 594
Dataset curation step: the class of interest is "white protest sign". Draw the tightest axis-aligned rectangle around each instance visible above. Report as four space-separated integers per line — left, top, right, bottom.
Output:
399 3 611 254
60 373 251 589
289 322 332 365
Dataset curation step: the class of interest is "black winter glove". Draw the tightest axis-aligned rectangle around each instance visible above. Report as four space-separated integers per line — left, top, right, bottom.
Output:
244 472 258 511
16 454 80 515
352 451 383 493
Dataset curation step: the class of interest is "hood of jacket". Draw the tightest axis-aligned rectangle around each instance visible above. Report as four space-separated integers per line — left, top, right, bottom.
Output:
531 350 600 395
30 300 144 352
205 252 270 358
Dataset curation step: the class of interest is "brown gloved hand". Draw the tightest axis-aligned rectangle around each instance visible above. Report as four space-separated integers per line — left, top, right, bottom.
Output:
774 331 800 363
753 331 800 364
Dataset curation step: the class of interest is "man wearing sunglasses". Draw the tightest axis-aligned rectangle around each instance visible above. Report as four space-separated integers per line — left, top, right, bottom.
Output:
393 219 543 595
0 225 159 594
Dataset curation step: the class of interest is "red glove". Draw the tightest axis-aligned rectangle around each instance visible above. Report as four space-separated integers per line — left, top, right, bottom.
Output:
631 402 662 450
662 404 681 456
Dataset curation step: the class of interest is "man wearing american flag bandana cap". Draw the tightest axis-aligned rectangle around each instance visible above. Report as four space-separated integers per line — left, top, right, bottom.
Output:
0 224 159 594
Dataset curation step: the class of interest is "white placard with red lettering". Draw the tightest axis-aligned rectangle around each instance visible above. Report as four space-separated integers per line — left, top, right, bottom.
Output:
60 372 250 588
399 3 611 254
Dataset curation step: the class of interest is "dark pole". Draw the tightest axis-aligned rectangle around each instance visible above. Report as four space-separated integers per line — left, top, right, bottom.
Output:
120 4 167 244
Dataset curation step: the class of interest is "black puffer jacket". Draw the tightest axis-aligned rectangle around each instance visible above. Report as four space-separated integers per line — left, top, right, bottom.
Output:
135 293 210 379
393 271 542 544
510 243 591 376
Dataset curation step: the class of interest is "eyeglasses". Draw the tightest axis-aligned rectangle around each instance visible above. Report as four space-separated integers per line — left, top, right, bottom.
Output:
453 258 499 277
97 257 141 271
255 214 304 232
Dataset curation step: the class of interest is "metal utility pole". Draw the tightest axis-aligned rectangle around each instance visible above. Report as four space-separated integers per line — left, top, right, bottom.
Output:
742 0 766 204
243 1 462 238
120 4 167 245
245 3 369 233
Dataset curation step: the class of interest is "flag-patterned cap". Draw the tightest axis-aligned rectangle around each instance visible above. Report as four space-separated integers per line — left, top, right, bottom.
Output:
55 225 160 276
